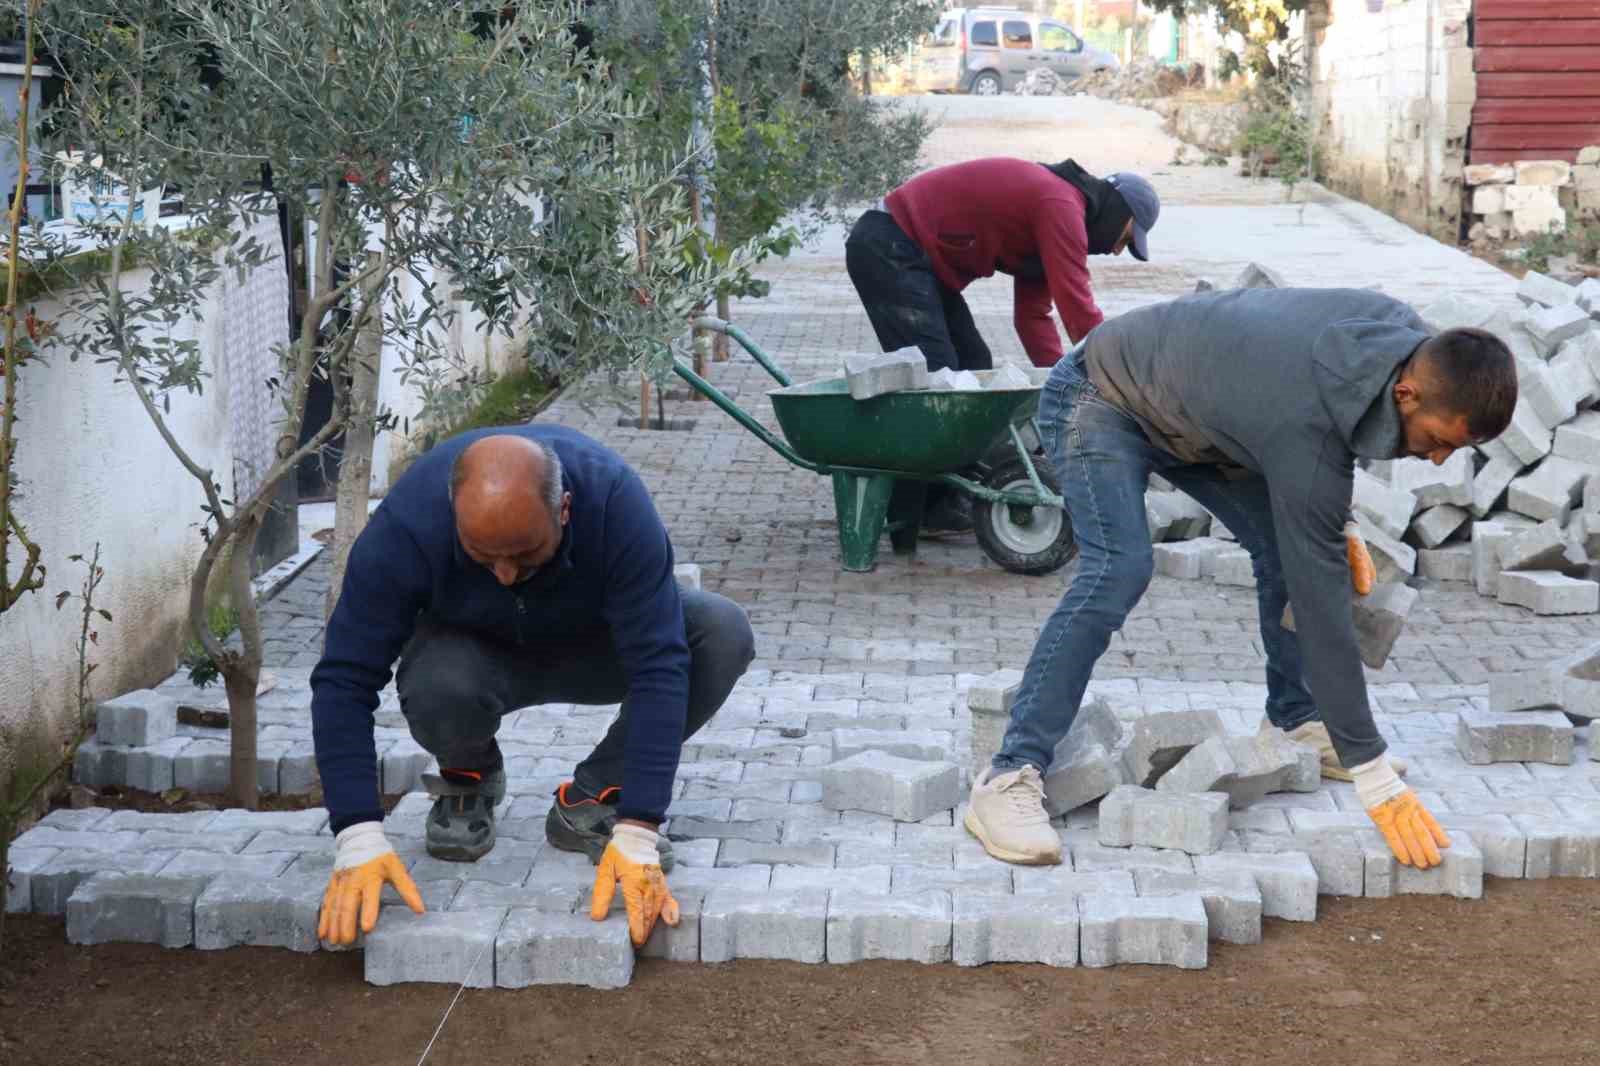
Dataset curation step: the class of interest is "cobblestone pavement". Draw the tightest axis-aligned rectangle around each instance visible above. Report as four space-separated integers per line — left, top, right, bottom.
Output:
28 96 1600 982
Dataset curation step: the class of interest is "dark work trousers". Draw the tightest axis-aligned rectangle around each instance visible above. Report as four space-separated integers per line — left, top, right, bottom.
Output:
845 209 994 374
395 589 756 799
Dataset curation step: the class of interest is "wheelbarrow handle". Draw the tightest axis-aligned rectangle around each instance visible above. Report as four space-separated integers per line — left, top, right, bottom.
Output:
691 315 791 387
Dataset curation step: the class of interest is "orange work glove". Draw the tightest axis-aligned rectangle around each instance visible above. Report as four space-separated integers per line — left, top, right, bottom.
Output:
1345 520 1376 596
317 822 425 946
589 823 680 948
1351 755 1450 868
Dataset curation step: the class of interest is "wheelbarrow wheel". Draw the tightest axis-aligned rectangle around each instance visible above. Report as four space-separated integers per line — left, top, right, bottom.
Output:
972 457 1076 576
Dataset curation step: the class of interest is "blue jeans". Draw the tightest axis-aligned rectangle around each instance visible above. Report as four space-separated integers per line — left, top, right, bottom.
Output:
993 349 1318 774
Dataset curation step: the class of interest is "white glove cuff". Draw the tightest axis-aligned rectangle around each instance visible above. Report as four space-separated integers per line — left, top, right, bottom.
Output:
610 823 661 866
1343 520 1363 540
334 821 394 871
1350 755 1406 809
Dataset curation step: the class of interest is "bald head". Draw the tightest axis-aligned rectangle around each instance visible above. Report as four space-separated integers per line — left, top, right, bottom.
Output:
450 435 569 585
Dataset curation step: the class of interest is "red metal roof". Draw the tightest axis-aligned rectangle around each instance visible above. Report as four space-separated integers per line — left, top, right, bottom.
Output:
1471 0 1600 163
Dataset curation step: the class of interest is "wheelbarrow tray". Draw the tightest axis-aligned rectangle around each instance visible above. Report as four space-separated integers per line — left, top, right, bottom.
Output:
768 370 1041 475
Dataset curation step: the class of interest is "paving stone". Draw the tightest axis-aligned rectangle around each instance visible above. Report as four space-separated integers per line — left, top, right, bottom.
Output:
1078 893 1207 969
409 855 534 886
191 870 324 951
1499 519 1578 572
1365 832 1485 899
1518 269 1580 308
659 864 772 895
279 741 321 794
1210 547 1256 587
95 689 179 748
1473 521 1524 596
966 671 1020 776
1353 467 1418 540
1418 543 1473 582
772 863 889 894
1043 741 1129 816
640 888 705 962
673 562 703 591
12 826 142 854
826 888 952 964
1519 360 1581 430
1499 399 1555 467
819 750 961 822
1158 732 1309 808
381 740 435 795
665 818 783 844
1511 816 1600 878
450 881 571 912
1555 411 1600 470
1121 710 1225 788
1471 457 1522 519
701 888 829 963
209 808 329 835
1394 452 1474 510
1509 456 1591 523
891 863 1013 895
366 907 506 987
1272 831 1368 897
1134 868 1262 945
5 847 59 914
1099 785 1228 855
1455 708 1577 765
494 908 634 988
99 810 221 833
1010 866 1135 898
1233 261 1287 289
1068 841 1194 875
951 891 1078 967
717 840 832 867
1497 571 1599 616
844 349 929 400
158 850 294 879
66 872 212 948
1153 538 1230 579
36 808 114 831
836 841 952 868
1194 851 1319 920
137 829 259 855
1353 517 1417 582
71 740 127 789
243 831 337 854
1433 814 1528 878
1526 301 1593 350
830 729 950 761
173 739 231 793
1411 505 1469 549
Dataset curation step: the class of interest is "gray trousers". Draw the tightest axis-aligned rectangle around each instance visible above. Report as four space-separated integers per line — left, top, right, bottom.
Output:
395 589 756 796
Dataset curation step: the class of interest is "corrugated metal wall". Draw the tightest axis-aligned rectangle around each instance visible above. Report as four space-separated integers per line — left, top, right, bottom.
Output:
1471 0 1600 163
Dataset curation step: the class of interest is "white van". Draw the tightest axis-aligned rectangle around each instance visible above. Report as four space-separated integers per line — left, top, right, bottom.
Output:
917 7 1121 95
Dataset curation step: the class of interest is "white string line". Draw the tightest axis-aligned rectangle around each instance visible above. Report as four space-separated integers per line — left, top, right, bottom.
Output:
415 914 501 1066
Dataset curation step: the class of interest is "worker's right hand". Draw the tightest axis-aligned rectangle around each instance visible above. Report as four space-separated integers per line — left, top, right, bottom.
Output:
589 823 680 948
1345 520 1376 596
1351 755 1450 868
317 821 424 946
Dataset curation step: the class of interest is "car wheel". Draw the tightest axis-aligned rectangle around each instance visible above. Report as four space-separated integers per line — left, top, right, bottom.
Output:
970 72 1002 96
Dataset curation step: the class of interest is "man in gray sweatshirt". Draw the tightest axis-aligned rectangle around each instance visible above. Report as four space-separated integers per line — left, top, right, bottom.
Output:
964 288 1517 869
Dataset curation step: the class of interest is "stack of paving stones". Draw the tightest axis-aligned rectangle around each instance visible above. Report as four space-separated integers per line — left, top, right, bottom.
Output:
1149 267 1600 624
12 657 1600 986
1463 150 1600 242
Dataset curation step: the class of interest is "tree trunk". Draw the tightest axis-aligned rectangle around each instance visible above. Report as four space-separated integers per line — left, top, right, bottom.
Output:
324 254 384 621
223 512 264 809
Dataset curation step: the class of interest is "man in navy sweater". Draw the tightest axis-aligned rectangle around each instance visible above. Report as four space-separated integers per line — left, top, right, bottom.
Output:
312 425 755 948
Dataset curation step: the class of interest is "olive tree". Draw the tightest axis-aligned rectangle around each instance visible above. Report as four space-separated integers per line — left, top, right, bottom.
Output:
31 0 733 806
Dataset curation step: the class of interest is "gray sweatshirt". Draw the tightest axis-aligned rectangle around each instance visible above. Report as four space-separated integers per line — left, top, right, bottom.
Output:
1084 288 1430 769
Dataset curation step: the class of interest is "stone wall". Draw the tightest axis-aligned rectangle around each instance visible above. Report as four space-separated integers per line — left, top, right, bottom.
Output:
1308 0 1474 238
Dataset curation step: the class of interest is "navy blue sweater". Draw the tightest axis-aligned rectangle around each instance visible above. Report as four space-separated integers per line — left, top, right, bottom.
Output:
310 425 688 834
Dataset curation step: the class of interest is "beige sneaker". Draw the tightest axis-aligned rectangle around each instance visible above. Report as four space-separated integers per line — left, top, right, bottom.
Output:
963 766 1063 865
1266 718 1408 782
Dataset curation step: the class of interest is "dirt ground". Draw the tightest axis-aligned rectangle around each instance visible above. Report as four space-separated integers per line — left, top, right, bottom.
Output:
4 879 1599 1066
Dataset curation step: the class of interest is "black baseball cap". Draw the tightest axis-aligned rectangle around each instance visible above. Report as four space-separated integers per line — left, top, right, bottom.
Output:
1105 172 1159 261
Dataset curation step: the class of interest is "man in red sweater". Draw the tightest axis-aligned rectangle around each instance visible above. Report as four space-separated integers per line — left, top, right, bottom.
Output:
847 157 1160 372
845 157 1159 531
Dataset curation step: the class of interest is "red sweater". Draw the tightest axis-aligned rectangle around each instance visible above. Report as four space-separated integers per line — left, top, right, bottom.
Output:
885 158 1104 367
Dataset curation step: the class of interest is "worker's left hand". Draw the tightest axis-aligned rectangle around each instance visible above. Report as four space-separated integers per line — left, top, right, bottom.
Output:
589 823 680 947
1352 754 1450 868
1345 520 1376 595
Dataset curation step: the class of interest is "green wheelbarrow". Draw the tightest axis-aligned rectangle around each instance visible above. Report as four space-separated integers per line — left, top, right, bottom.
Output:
673 317 1077 576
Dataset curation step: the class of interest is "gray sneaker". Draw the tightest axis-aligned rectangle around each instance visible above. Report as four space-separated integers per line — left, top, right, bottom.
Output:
544 782 676 873
421 767 507 862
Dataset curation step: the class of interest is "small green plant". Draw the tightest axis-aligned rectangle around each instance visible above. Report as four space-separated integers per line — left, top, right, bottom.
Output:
1516 222 1600 273
1236 41 1313 198
179 598 239 690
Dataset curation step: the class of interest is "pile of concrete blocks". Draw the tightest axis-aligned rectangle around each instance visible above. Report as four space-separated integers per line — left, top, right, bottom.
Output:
1489 640 1600 765
842 349 929 400
1463 160 1575 240
1326 280 1600 617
